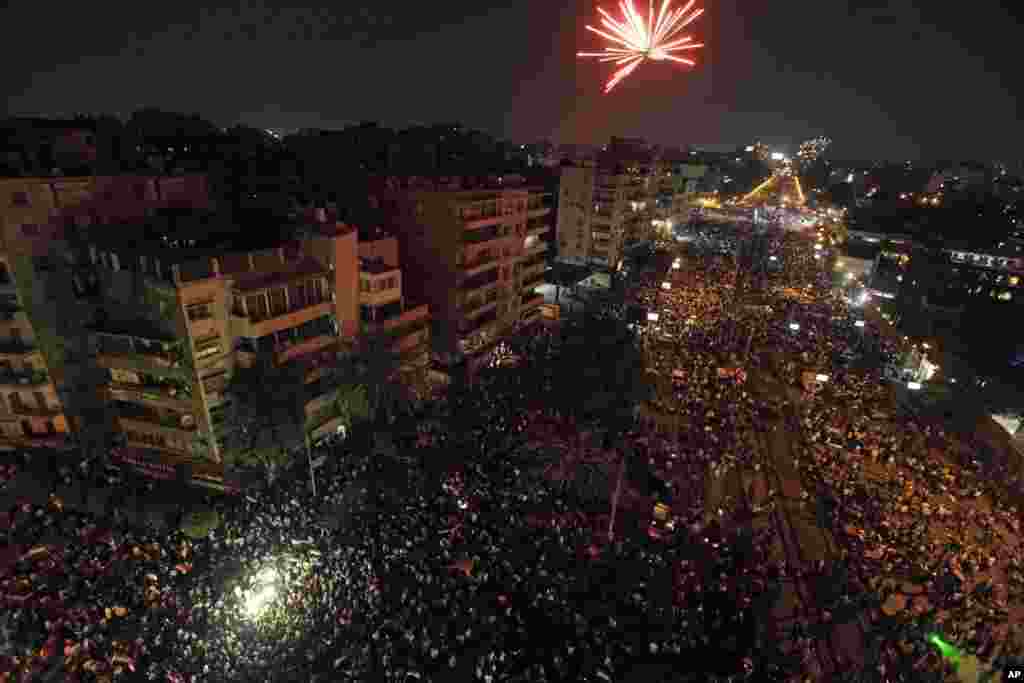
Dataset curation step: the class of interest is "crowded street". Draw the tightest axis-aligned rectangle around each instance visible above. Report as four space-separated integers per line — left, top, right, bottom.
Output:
1 223 1024 682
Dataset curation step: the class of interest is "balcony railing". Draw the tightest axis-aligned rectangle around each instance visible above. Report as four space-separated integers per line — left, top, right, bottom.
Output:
526 221 551 237
464 289 500 316
118 409 197 433
10 399 63 417
521 274 545 290
234 295 328 324
461 269 500 293
109 381 195 408
523 242 548 258
462 253 501 276
0 369 50 386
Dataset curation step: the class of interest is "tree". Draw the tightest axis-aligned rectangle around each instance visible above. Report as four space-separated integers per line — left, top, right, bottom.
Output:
221 351 308 484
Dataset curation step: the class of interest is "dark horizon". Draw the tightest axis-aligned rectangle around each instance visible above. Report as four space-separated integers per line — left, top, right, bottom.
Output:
2 0 1021 163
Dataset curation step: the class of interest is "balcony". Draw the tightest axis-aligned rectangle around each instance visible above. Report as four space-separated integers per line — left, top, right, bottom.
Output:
359 283 401 307
363 304 429 340
521 273 545 290
523 242 548 259
0 369 50 387
118 407 198 437
109 381 195 411
464 297 498 320
526 221 551 237
519 261 545 282
462 252 501 277
461 267 500 293
0 432 71 451
463 208 502 229
276 333 338 365
9 399 63 417
231 300 334 339
96 349 190 379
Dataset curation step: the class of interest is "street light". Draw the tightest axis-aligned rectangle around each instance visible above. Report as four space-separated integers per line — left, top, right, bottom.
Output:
854 320 865 328
907 382 922 391
789 323 801 331
661 282 671 291
815 374 830 382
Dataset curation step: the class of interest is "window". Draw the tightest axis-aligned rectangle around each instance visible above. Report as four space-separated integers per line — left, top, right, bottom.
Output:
21 224 39 237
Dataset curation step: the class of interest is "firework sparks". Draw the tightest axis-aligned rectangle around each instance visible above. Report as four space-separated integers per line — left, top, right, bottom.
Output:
578 0 705 93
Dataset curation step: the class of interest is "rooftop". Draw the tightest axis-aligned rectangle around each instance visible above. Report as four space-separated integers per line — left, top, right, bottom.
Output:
231 254 328 292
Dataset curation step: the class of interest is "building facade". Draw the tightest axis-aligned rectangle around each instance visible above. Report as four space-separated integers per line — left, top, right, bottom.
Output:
0 175 208 452
556 161 654 271
77 219 365 469
369 177 552 378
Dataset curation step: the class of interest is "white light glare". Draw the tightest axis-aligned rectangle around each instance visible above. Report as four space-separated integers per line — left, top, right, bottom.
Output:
661 282 672 291
241 566 280 619
647 312 660 322
789 323 800 331
815 374 830 382
907 382 922 391
854 320 865 328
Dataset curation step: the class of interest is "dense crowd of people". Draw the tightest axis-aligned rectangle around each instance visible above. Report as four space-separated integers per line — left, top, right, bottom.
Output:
3 223 1024 682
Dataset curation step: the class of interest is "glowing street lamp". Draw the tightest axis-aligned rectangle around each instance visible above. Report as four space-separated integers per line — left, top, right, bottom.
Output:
815 374 830 382
661 282 672 291
907 381 922 391
789 323 800 331
854 320 865 328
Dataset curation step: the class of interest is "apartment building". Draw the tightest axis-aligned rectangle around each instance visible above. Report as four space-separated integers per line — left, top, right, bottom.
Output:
557 160 655 270
76 215 363 470
356 227 431 389
0 175 208 452
369 176 552 378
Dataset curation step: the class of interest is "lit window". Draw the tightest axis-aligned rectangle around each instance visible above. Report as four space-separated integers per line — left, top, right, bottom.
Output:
1010 276 1019 287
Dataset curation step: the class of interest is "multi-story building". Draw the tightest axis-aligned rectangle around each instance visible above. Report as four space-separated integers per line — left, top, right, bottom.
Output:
556 159 655 270
75 214 363 470
368 176 552 378
356 227 432 389
0 175 208 452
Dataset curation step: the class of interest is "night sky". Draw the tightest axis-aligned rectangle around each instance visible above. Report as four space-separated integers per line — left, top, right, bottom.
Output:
2 0 1021 162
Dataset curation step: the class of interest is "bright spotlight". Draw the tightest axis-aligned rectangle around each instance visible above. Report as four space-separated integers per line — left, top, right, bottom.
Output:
789 323 800 331
647 312 660 322
239 566 280 619
661 282 671 291
854 320 865 328
769 255 778 261
815 374 830 382
907 382 922 391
